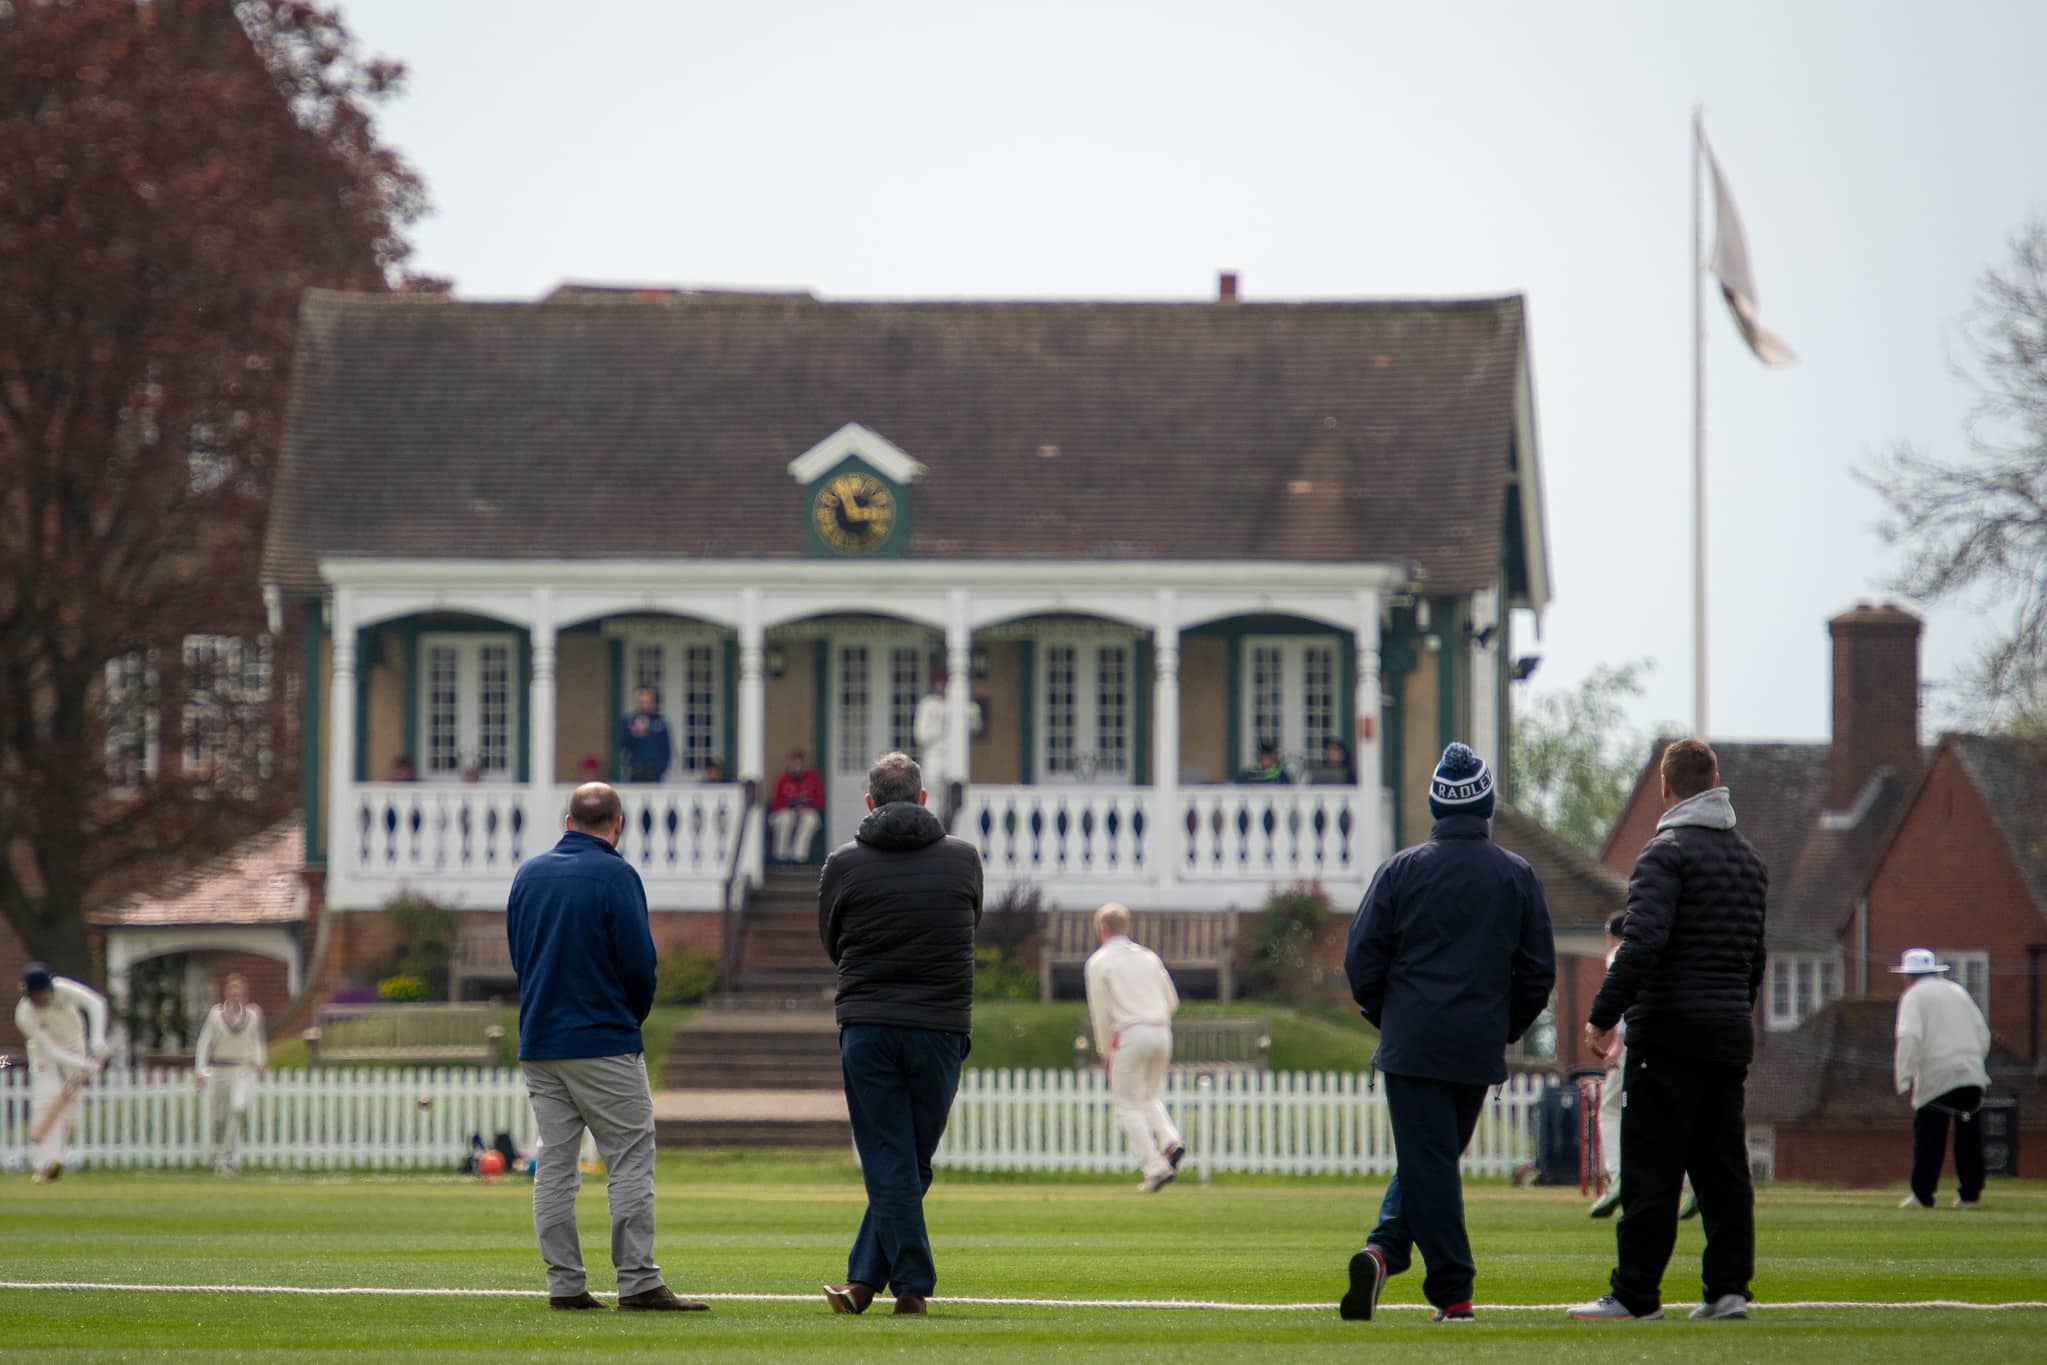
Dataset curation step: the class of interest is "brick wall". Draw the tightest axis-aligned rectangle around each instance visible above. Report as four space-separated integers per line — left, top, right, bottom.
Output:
0 916 29 1051
1863 746 2045 1056
197 951 293 1022
1772 1121 2045 1187
1552 949 1613 1073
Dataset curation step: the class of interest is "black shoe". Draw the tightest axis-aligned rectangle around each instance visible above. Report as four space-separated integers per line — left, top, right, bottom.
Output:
1166 1144 1187 1170
550 1291 604 1310
1340 1245 1388 1321
617 1285 710 1312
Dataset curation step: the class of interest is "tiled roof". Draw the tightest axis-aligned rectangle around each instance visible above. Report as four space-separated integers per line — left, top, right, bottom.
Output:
1948 733 2047 924
1491 805 1626 932
89 821 305 928
1749 997 2047 1125
263 289 1536 593
1770 768 1915 950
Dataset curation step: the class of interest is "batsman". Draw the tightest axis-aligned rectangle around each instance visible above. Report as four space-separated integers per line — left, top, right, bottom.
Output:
14 962 111 1183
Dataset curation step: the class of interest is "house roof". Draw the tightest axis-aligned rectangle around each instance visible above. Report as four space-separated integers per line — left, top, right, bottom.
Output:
89 821 305 928
263 289 1543 599
1749 996 2047 1125
1946 733 2047 924
1491 805 1626 933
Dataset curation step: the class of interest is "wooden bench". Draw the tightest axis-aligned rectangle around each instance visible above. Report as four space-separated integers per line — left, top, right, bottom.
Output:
1038 909 1237 1003
448 919 518 1002
307 1003 504 1065
1076 1016 1270 1071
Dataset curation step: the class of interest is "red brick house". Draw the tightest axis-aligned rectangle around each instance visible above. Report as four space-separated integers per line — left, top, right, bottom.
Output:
1595 602 2047 1181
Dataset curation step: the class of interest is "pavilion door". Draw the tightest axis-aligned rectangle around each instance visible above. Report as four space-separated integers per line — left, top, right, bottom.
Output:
826 634 926 846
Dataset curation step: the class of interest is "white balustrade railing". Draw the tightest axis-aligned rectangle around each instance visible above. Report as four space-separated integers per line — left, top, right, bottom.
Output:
1180 787 1366 881
0 1066 536 1172
937 1069 1546 1179
336 782 746 908
963 785 1152 881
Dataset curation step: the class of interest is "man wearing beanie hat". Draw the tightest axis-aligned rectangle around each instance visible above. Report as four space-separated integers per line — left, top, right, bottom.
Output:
14 962 110 1183
1341 743 1555 1324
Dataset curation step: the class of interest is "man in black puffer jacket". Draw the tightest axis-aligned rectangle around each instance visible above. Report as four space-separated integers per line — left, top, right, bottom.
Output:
1570 738 1768 1325
818 751 981 1318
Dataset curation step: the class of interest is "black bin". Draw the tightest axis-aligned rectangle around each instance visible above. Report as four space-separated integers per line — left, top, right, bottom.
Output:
1977 1095 2019 1178
1532 1082 1582 1186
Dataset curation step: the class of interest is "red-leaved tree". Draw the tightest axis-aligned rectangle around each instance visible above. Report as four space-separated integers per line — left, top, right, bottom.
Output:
0 0 423 975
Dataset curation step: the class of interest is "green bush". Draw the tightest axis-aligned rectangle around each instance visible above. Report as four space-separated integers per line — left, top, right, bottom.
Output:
1244 882 1336 1004
376 974 432 1003
376 894 459 998
656 947 722 1006
974 944 1039 1001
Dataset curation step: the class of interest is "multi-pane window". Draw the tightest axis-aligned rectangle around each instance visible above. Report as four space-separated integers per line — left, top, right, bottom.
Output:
836 645 871 773
889 646 923 755
103 651 162 786
622 635 725 776
1764 953 1841 1032
179 635 272 793
1937 950 1991 1017
1241 637 1341 776
418 634 519 782
1037 637 1133 782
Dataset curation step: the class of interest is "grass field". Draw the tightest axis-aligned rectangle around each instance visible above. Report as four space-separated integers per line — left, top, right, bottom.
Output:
954 1000 1382 1072
2 1155 2041 1362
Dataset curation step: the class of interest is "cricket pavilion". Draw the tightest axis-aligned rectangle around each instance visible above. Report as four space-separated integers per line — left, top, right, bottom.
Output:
261 280 1553 986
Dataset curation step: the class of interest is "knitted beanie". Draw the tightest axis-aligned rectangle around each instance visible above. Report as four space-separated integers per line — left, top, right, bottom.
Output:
1428 742 1495 821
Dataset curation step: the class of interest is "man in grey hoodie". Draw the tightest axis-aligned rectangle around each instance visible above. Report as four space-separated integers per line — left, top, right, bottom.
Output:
1570 739 1768 1325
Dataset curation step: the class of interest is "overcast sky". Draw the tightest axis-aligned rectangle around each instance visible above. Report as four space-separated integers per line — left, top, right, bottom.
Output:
333 0 2044 747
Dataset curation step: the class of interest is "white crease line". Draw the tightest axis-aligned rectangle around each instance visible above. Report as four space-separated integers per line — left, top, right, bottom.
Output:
0 1282 2044 1312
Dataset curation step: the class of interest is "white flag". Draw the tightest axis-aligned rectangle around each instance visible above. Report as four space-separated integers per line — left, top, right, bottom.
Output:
1703 136 1796 366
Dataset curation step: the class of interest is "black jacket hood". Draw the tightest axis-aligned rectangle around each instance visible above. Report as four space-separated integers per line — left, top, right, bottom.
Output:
856 801 947 851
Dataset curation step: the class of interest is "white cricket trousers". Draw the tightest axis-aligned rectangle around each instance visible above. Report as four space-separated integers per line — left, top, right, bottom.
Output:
770 807 820 861
1599 1050 1624 1180
30 1062 81 1174
207 1067 258 1171
1110 1024 1182 1180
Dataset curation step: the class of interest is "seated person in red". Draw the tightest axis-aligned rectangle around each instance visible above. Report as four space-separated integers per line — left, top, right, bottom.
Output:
770 749 826 862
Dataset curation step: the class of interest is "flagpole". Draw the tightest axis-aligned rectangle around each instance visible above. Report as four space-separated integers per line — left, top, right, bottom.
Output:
1692 104 1709 739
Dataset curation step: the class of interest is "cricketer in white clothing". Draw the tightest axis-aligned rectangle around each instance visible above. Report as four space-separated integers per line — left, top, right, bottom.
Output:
14 963 110 1183
1083 903 1186 1191
194 973 268 1175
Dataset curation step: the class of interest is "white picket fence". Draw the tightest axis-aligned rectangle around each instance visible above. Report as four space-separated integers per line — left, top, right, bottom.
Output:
936 1069 1547 1179
0 1067 536 1172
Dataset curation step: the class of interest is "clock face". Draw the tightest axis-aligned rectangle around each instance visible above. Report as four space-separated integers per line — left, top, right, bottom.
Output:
811 472 897 553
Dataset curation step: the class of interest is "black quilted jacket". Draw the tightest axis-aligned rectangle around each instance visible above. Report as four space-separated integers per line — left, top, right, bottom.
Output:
1590 792 1769 1064
818 802 983 1035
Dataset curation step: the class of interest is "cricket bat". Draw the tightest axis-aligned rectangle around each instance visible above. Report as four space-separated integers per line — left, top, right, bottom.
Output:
29 1072 88 1145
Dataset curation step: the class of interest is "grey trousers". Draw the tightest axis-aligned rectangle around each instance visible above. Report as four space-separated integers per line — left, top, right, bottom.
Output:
521 1053 664 1298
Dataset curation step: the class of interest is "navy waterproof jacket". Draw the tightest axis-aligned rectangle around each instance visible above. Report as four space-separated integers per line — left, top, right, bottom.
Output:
1343 814 1557 1086
507 829 657 1060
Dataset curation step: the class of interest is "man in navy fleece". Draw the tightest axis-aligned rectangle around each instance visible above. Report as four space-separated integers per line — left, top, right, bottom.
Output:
508 781 705 1314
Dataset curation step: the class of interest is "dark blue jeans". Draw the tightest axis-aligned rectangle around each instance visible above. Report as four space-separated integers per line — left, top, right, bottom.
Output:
1367 1072 1489 1308
840 1023 970 1296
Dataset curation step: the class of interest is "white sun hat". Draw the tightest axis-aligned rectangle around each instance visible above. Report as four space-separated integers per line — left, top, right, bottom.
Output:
1888 948 1950 976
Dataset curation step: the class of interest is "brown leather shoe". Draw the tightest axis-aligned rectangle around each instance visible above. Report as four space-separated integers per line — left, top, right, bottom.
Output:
617 1285 710 1312
892 1294 929 1316
824 1282 876 1315
550 1291 604 1310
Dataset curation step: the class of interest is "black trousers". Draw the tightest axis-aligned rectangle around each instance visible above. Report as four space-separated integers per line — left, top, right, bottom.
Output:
840 1024 969 1296
1910 1086 1985 1206
1610 1047 1754 1315
1367 1072 1489 1309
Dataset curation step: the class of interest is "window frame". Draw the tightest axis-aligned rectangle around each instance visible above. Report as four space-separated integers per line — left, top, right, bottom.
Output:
620 626 729 779
1764 952 1841 1032
1239 634 1342 778
1033 631 1137 785
416 632 522 784
1935 949 1991 1018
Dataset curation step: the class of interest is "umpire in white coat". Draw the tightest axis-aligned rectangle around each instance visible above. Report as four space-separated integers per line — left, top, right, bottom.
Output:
1891 948 1993 1209
1084 903 1186 1192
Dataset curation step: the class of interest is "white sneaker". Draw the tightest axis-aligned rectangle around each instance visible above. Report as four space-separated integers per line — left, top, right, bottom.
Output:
1138 1169 1177 1193
1953 1196 1981 1210
1898 1193 1930 1208
1567 1293 1661 1321
1688 1294 1748 1320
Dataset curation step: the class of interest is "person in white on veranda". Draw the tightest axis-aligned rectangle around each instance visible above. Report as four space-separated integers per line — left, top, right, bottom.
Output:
194 971 268 1175
13 962 110 1183
1083 903 1186 1191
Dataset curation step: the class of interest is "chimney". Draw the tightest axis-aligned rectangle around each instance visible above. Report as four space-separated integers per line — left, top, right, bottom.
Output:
1827 603 1922 810
1218 271 1239 303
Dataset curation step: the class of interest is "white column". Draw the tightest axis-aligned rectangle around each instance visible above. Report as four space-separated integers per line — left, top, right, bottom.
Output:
528 589 558 817
1355 587 1385 866
327 587 358 906
945 590 972 808
738 589 766 783
1152 589 1183 890
1467 584 1501 773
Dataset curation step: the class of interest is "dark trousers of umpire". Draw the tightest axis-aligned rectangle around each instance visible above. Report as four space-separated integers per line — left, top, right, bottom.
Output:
1610 1046 1755 1315
840 1023 969 1297
1366 1071 1489 1309
1910 1085 1985 1206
